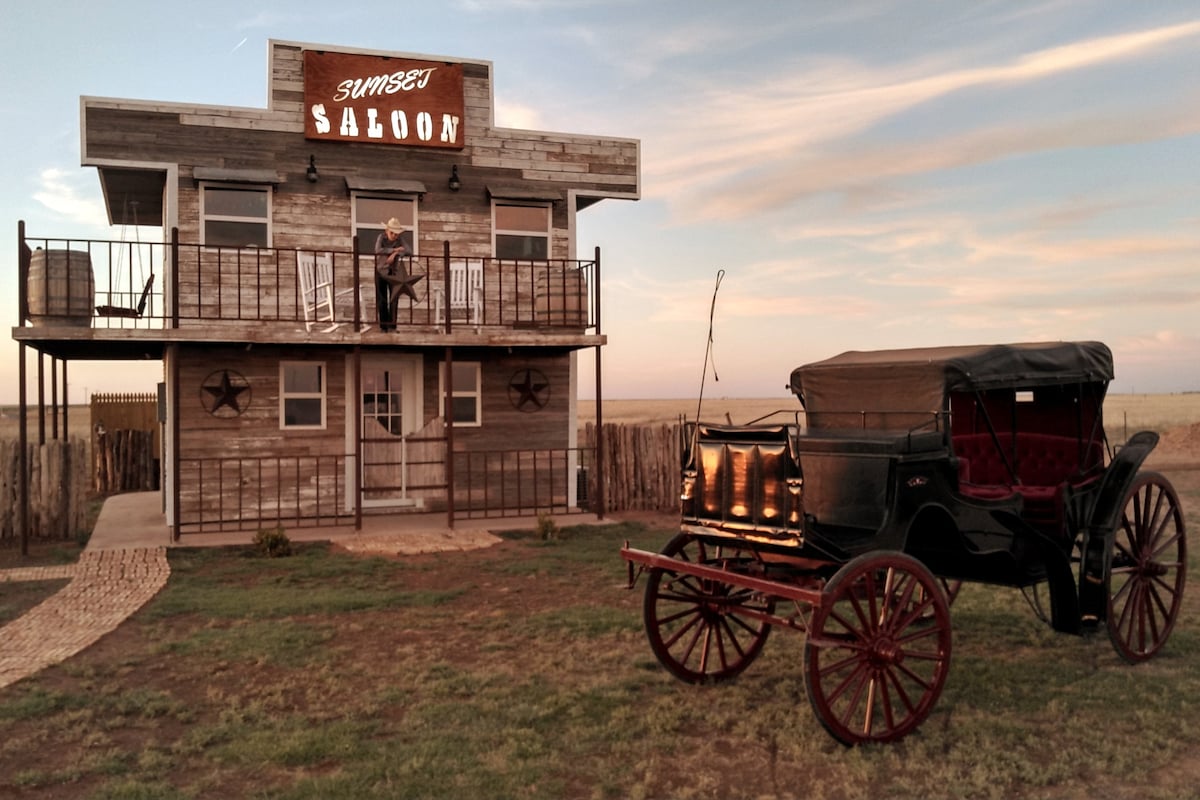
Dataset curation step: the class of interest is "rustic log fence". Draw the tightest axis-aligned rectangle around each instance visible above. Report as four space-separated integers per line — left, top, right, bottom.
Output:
90 393 159 493
95 429 158 493
0 438 90 542
3 418 691 540
582 422 684 513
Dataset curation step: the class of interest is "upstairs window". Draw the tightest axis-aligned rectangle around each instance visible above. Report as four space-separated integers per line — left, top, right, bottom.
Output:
354 195 417 256
201 185 270 248
493 202 550 259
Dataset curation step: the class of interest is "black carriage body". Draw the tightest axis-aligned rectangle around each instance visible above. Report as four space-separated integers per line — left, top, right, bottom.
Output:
680 342 1141 625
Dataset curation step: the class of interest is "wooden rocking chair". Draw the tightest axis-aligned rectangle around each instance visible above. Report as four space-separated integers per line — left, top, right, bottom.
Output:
298 251 365 332
433 260 483 328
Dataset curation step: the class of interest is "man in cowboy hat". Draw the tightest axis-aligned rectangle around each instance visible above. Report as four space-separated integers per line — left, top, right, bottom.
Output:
374 217 424 331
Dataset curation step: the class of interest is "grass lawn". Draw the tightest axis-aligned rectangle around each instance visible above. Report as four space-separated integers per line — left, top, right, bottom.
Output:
1 468 1198 799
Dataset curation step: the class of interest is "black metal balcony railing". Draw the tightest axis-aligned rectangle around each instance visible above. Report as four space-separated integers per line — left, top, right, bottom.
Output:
18 227 600 334
177 454 353 533
175 446 596 532
453 446 594 519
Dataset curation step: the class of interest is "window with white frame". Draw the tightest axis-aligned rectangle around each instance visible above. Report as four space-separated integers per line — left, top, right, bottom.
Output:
280 361 326 429
493 201 550 259
201 184 270 248
354 195 417 256
440 361 482 426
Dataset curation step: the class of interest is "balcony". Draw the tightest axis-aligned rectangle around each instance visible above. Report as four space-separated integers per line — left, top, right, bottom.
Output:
15 226 601 355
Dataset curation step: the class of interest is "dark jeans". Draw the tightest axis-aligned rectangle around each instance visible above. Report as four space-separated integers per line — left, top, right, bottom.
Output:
375 263 423 329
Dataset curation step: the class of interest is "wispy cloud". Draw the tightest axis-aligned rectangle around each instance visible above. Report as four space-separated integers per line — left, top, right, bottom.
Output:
493 99 543 130
639 20 1200 220
234 12 299 31
32 168 107 228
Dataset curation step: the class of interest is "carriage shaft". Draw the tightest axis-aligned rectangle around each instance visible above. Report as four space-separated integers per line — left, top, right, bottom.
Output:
620 544 826 608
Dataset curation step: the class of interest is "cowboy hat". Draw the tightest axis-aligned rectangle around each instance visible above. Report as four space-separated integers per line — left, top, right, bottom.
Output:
384 218 405 234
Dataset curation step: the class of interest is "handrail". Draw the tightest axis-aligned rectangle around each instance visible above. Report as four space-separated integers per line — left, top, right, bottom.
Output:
17 229 599 334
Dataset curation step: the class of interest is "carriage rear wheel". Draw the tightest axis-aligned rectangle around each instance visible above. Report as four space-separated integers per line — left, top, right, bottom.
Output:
804 552 952 746
643 532 775 684
1107 472 1187 663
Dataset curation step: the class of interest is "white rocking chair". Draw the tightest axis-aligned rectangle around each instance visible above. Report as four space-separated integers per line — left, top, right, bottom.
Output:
297 251 358 332
433 260 483 328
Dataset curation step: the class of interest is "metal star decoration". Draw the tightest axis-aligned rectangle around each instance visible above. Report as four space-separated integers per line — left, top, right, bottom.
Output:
508 368 550 412
200 369 251 417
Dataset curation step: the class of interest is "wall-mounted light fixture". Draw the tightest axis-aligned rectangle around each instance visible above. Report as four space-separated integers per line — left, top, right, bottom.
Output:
306 155 319 183
448 164 461 192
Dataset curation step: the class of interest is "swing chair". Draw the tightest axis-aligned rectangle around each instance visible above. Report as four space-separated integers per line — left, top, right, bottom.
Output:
95 199 156 319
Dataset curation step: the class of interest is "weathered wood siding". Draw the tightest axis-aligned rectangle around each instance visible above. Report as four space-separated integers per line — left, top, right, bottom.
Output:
424 351 572 451
177 345 350 528
84 41 638 264
75 39 635 523
164 248 591 331
424 351 579 514
173 347 580 522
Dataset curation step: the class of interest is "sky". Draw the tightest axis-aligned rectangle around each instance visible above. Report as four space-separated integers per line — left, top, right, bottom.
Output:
2 0 1198 404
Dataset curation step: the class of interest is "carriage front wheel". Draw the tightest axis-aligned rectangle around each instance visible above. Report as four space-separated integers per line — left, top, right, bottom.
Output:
643 532 775 684
804 551 952 746
1107 471 1187 663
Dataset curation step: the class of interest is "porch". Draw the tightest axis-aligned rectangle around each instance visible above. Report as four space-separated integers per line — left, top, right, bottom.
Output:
11 224 611 545
90 491 610 552
175 445 599 536
16 226 599 338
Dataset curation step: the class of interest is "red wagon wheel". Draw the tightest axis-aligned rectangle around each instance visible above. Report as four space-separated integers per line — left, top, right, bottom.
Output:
1107 472 1187 663
643 533 775 684
804 552 952 746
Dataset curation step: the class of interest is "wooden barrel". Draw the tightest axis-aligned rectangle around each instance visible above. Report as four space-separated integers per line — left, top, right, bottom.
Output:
27 249 95 326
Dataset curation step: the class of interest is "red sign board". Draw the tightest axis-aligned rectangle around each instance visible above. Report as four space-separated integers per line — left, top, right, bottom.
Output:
303 50 465 149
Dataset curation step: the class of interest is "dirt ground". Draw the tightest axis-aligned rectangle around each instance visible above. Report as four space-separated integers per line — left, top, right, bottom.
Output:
1155 420 1200 465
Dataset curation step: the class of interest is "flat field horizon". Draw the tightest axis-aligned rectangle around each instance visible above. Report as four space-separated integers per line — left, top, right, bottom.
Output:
579 393 1200 435
2 393 1197 443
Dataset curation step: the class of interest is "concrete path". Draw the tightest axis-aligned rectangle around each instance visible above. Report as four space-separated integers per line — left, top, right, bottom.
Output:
1 493 600 689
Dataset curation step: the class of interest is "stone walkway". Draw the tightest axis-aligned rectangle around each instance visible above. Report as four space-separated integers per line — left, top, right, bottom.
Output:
0 532 503 691
0 532 507 690
0 548 171 689
0 492 587 689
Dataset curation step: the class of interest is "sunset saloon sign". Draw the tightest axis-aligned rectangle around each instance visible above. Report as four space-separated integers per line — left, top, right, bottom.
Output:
303 50 464 149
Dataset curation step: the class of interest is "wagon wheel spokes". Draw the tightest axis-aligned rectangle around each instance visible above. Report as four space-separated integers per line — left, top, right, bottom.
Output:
1107 472 1187 664
805 552 952 746
643 533 775 685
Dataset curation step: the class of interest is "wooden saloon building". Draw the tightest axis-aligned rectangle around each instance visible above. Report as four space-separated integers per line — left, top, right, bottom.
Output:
12 40 640 537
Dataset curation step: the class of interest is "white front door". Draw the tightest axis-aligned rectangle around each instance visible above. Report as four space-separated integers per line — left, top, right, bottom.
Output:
359 355 423 507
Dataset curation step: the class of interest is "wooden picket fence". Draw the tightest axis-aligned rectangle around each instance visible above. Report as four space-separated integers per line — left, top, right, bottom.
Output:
582 422 683 513
0 438 90 542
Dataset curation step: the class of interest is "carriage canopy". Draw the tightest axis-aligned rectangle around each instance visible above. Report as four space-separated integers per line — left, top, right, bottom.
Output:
790 341 1114 424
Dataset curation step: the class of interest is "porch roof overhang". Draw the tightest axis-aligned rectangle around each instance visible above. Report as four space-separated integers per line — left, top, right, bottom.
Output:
487 185 562 203
192 167 281 186
11 328 166 361
344 177 428 195
96 167 168 227
12 326 606 361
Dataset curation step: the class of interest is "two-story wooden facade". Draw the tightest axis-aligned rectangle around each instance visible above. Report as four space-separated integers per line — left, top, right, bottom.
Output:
12 40 639 537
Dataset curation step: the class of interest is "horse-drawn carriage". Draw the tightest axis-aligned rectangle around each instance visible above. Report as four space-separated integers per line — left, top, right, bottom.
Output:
621 341 1186 745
